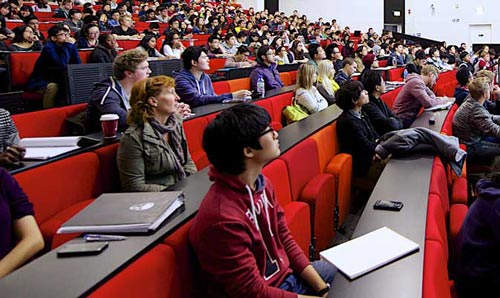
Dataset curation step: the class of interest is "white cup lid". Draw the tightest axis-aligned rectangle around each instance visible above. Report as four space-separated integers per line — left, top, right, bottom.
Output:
100 114 119 121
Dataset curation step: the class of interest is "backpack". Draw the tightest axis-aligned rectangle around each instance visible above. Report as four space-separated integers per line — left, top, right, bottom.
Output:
281 97 309 126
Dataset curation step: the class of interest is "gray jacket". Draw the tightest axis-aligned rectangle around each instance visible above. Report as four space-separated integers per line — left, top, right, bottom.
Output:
117 120 197 192
452 98 500 145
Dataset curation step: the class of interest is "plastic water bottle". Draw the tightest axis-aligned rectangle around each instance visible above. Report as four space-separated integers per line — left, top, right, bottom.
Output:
257 75 265 98
392 56 397 67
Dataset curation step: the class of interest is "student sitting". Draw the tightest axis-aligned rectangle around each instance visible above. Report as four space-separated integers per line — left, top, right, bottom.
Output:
0 168 44 279
316 60 338 105
174 46 251 108
135 34 165 58
189 103 335 298
392 65 451 128
88 33 118 63
295 63 328 114
224 45 256 68
26 24 81 108
249 45 284 93
454 67 473 107
75 23 99 48
336 80 382 178
334 57 356 85
117 75 197 192
161 31 185 59
7 25 42 52
453 77 500 166
455 158 500 297
111 15 141 40
361 70 403 135
86 49 152 132
0 109 25 167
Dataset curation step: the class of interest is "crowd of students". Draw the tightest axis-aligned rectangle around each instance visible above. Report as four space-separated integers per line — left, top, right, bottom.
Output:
3 0 500 297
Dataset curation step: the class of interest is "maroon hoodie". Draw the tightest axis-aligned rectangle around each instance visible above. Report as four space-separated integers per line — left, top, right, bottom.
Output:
189 167 310 298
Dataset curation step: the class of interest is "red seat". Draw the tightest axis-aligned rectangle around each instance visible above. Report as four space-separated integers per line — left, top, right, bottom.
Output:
280 138 336 255
279 72 292 86
183 117 209 170
423 239 452 298
212 80 230 95
263 159 311 255
78 50 93 63
91 244 177 298
9 52 41 90
380 86 403 110
162 220 202 298
207 58 227 74
268 92 293 124
387 67 405 82
254 98 282 130
310 124 352 229
12 107 68 138
227 77 250 92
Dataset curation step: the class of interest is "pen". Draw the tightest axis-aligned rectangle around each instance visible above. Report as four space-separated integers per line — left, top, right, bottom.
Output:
84 234 127 242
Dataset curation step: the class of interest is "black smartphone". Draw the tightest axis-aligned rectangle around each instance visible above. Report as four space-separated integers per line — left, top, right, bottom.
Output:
57 242 109 258
373 200 403 211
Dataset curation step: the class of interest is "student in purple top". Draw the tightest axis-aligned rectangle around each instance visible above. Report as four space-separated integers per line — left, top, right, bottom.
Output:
249 45 284 94
0 168 43 279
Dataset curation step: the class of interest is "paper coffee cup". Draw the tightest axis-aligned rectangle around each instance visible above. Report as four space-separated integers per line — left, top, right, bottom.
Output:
100 114 119 138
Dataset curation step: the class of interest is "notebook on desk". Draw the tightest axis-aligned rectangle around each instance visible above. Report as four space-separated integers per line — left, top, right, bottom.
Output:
19 136 99 160
57 191 185 234
320 227 419 280
424 100 453 112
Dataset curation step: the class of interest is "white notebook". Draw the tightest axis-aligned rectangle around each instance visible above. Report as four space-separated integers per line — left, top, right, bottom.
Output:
320 227 419 280
19 136 99 160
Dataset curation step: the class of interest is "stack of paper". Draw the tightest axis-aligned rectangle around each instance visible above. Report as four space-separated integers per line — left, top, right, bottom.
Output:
19 136 99 160
320 227 419 280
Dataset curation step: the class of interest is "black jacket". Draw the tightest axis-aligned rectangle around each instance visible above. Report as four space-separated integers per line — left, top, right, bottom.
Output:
336 110 379 176
363 94 403 135
88 45 117 64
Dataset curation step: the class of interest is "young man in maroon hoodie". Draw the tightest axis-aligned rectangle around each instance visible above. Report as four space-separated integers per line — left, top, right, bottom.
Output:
189 104 335 298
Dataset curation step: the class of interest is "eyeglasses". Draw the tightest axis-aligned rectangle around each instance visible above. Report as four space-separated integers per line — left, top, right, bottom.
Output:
258 126 275 137
55 32 69 37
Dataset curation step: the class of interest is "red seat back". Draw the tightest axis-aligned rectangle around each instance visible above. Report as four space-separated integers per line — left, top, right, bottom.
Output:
9 52 41 89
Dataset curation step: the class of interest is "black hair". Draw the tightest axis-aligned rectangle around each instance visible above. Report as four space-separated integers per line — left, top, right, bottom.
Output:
224 32 234 42
325 43 338 59
308 43 321 58
69 8 81 17
12 25 30 43
459 51 469 60
257 45 271 63
336 80 364 110
48 23 68 38
202 103 271 175
207 34 220 43
456 67 472 87
361 70 382 94
181 46 207 70
80 23 98 39
414 50 426 61
23 14 38 25
138 34 158 57
236 44 250 55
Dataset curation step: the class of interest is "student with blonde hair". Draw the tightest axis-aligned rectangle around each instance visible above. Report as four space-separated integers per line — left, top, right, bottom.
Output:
295 63 328 114
117 75 197 192
316 60 339 105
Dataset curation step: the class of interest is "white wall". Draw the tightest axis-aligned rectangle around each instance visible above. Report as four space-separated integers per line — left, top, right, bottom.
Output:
278 0 384 35
405 0 500 49
238 0 264 12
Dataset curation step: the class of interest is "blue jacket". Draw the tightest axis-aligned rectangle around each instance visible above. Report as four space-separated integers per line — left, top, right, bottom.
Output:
26 41 81 90
249 62 284 93
386 52 408 66
456 179 500 292
86 77 128 132
174 69 232 108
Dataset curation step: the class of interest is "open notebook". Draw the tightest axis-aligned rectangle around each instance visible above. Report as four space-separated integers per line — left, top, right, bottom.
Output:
19 136 99 160
424 100 453 112
320 227 419 280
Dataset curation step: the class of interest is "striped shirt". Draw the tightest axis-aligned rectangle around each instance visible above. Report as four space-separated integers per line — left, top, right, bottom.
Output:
0 109 19 152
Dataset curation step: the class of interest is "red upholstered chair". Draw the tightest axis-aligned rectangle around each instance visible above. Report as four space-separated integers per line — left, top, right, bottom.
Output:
78 50 92 63
423 239 452 298
280 138 336 255
387 67 405 82
268 92 293 125
263 159 311 255
162 220 202 298
309 124 352 230
378 59 387 67
289 71 297 85
91 244 177 298
279 72 292 86
254 99 282 130
93 143 121 195
212 80 231 95
207 58 227 74
426 193 449 260
183 116 210 170
14 152 100 249
429 157 451 220
12 107 68 138
227 77 251 92
380 86 403 110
